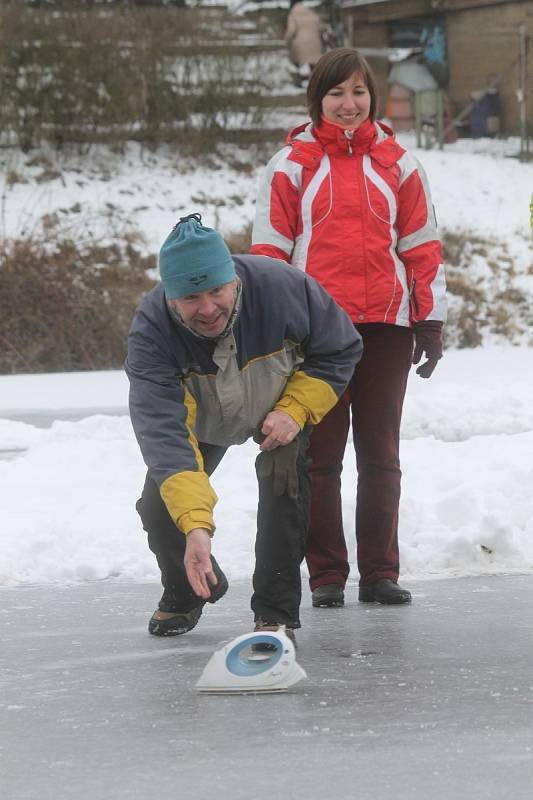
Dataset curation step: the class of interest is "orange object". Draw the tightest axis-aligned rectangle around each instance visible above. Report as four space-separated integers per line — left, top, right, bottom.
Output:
385 83 415 132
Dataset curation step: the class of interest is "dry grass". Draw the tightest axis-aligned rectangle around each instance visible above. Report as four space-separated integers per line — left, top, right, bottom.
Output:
225 222 253 254
1 213 531 374
0 227 156 373
441 228 533 347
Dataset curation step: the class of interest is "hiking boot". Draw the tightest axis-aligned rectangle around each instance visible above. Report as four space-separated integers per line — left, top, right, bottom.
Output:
149 562 229 636
358 578 412 605
312 583 345 608
252 621 297 652
148 604 204 636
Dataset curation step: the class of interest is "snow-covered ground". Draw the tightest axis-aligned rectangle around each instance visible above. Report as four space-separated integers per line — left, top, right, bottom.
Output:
3 133 532 255
1 345 532 587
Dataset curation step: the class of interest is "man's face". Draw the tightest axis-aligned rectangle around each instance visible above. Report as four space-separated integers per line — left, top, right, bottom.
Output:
167 279 238 337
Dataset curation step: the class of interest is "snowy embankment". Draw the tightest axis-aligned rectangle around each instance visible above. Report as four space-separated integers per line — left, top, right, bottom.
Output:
3 134 532 255
3 132 533 347
1 345 532 587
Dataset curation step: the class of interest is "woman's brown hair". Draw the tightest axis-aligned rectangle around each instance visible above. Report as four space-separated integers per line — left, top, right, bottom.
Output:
306 48 378 126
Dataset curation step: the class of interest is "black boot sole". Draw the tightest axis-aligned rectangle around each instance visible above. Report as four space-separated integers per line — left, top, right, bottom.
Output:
312 597 344 608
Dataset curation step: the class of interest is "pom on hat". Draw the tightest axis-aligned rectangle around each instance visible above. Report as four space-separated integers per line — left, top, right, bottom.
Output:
159 213 236 299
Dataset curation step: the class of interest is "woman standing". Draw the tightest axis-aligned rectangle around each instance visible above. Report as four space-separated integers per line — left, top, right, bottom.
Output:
251 48 446 607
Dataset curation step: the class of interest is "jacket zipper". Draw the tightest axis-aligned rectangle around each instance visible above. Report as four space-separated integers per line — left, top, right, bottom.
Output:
344 129 353 155
410 277 419 319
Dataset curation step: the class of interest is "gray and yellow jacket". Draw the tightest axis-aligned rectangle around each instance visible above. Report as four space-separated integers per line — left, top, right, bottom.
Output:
125 254 362 535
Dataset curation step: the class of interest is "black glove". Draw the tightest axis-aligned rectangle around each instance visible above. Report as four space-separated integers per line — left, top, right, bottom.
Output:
254 433 300 500
412 320 443 379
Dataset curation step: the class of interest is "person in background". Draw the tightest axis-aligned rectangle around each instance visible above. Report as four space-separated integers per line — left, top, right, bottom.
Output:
125 213 362 645
251 48 447 609
285 0 324 87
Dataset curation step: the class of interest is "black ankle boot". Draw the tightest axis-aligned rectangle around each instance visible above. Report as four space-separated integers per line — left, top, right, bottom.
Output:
312 584 345 608
148 604 204 636
359 578 411 605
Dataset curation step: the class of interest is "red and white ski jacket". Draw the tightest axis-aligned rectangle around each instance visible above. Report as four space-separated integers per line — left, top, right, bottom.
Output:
251 117 446 327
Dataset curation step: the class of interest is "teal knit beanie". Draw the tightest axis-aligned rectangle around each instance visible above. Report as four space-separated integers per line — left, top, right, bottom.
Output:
159 213 236 299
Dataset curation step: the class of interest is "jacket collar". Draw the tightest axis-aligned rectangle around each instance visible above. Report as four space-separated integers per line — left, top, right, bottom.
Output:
315 115 377 155
286 118 405 169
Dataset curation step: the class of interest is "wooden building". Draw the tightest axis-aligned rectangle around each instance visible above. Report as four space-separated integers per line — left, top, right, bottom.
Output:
337 0 533 136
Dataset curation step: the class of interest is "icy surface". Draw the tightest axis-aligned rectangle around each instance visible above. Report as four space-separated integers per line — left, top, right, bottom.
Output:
1 577 532 800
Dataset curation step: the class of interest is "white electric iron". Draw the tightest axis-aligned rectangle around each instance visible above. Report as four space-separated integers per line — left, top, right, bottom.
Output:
196 628 307 694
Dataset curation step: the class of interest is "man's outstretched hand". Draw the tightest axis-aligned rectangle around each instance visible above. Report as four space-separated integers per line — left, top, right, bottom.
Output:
184 528 217 600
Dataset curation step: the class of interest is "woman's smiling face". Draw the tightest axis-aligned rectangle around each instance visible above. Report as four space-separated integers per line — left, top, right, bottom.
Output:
321 71 371 130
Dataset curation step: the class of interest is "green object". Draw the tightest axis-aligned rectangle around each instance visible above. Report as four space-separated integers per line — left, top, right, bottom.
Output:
159 213 235 299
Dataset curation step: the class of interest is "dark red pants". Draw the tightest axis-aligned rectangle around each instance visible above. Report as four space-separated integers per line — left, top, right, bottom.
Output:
306 323 413 589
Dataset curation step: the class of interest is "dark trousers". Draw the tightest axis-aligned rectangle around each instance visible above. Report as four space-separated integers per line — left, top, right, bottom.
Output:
305 324 413 589
136 430 311 628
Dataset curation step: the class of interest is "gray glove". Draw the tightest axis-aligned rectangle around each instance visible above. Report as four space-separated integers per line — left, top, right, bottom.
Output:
254 432 300 500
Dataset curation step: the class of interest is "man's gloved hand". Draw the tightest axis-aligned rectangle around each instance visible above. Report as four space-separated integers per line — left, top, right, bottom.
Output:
412 320 444 379
254 431 300 499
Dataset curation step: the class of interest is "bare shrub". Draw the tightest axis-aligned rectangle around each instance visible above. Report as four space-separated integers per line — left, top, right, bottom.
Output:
440 226 533 347
0 4 272 153
0 230 156 373
441 229 498 267
0 5 180 150
445 305 484 348
225 222 253 254
445 272 485 305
